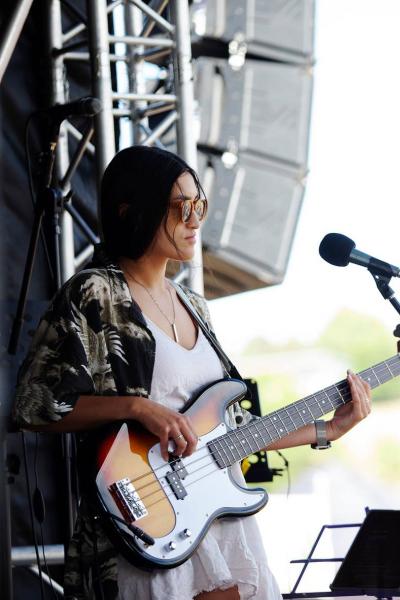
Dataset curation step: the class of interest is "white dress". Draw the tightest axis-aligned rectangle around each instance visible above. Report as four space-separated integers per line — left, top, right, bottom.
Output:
118 318 282 600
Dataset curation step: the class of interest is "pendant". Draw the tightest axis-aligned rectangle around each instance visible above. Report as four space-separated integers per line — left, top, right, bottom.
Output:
172 323 179 344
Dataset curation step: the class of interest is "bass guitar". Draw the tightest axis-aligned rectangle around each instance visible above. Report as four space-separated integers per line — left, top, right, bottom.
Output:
88 354 400 570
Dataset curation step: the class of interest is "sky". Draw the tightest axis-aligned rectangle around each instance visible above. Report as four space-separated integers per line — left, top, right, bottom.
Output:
209 0 400 354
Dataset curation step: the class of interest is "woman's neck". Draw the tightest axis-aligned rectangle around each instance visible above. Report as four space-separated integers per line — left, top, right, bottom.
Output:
118 255 169 293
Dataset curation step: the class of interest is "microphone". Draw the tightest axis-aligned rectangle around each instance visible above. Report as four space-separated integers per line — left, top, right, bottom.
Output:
38 96 102 123
319 233 400 278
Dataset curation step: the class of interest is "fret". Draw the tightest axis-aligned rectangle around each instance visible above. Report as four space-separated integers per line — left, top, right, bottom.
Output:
253 419 271 448
324 386 341 410
387 356 400 375
294 399 314 424
247 422 264 451
232 428 250 459
329 386 345 408
239 430 255 455
385 361 394 378
285 407 297 430
374 363 393 385
334 382 348 406
371 367 382 385
224 432 243 462
309 393 325 418
215 438 231 468
207 441 225 469
361 369 379 388
207 355 400 469
265 415 284 440
270 413 287 437
322 387 336 410
220 435 238 465
278 408 297 434
286 403 307 428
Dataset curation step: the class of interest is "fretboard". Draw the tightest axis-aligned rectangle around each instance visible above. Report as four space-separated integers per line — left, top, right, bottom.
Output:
208 354 400 468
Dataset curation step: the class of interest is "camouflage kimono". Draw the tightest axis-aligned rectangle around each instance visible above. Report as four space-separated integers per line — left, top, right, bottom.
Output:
13 245 248 599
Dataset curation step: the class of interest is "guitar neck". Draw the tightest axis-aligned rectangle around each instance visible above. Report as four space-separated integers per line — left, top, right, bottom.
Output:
214 354 400 466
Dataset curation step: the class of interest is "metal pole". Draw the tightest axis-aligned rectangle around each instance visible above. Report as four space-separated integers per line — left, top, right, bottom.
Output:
48 0 78 544
12 544 64 566
86 0 116 197
171 0 204 294
125 2 148 145
49 0 75 283
0 433 13 600
0 0 34 83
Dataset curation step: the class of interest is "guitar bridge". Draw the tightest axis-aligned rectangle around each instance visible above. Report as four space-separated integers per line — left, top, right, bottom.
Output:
109 477 148 523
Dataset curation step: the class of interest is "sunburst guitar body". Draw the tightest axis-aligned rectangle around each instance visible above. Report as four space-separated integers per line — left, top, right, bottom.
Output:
87 354 400 570
90 379 266 570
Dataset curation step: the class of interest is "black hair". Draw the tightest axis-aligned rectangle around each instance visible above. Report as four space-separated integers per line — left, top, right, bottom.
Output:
100 145 203 260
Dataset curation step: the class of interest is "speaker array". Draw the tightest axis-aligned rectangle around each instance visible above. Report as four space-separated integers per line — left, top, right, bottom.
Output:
191 0 315 297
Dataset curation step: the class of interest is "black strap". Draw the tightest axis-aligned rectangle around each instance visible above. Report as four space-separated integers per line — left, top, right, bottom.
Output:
171 282 244 381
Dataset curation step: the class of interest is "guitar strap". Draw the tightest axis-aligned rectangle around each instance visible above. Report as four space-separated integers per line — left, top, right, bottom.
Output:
171 282 245 383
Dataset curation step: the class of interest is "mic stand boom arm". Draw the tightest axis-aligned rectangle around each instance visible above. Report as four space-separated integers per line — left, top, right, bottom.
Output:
369 268 400 351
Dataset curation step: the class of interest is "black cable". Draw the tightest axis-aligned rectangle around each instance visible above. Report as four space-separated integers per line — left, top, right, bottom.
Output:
34 434 58 600
22 432 45 600
24 113 56 285
105 511 155 546
91 515 105 600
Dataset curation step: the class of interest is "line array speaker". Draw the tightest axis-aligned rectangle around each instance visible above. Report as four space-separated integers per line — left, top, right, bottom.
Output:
192 0 315 64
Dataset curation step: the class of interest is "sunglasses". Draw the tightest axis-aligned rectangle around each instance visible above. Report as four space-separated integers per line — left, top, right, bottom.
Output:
174 198 208 223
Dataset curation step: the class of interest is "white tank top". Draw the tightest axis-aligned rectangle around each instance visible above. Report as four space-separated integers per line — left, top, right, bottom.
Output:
118 317 281 600
145 316 224 410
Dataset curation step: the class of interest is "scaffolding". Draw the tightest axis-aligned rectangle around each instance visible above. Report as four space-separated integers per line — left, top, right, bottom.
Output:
1 1 200 597
48 0 203 291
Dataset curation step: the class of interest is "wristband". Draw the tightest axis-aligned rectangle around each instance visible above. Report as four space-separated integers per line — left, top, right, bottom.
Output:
311 419 331 450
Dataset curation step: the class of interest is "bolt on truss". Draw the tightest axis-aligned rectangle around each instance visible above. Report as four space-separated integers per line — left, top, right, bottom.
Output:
49 0 203 291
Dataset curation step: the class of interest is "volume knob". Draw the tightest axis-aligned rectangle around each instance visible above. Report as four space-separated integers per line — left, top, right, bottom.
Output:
183 528 192 538
167 541 176 551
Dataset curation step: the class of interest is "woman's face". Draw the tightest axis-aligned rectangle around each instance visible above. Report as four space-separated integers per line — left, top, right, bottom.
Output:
152 171 205 262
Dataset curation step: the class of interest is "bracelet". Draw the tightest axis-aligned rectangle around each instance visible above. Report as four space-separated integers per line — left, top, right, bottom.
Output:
311 420 332 450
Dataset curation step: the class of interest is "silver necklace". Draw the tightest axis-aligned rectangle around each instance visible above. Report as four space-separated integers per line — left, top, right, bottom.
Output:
125 270 179 343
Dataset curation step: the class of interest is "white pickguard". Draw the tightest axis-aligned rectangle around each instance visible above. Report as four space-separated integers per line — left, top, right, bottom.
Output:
96 422 266 565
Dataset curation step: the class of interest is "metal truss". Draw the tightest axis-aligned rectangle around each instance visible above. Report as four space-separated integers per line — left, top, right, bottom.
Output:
48 0 203 291
1 2 202 597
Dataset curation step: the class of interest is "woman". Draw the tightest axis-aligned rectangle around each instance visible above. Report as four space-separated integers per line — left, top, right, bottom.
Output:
14 146 371 600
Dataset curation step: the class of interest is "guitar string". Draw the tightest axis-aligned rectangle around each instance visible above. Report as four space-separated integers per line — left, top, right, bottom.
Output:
126 383 358 501
133 362 400 511
121 358 400 498
109 362 400 528
131 391 350 505
126 358 400 497
123 380 376 511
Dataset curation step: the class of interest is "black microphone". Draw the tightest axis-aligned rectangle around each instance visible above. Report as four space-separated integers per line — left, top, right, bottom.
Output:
38 96 102 123
319 233 400 278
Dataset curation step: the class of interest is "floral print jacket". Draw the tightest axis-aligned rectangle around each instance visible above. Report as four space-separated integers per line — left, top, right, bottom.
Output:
13 245 248 599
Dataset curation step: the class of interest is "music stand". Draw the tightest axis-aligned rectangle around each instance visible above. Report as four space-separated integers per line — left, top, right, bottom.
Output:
283 509 400 600
330 509 400 595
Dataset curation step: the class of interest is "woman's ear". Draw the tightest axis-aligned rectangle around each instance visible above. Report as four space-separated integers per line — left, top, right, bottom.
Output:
118 203 130 217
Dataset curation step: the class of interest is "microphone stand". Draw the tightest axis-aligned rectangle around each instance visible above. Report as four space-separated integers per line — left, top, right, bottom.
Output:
8 116 78 576
8 121 62 354
369 269 400 351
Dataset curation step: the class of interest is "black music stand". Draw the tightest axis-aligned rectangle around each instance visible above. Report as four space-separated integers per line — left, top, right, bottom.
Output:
330 509 400 595
283 509 400 600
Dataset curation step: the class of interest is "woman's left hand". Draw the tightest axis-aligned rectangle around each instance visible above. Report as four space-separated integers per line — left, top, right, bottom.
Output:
327 370 371 441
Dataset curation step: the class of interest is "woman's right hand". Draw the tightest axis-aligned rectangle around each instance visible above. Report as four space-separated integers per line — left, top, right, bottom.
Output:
131 397 198 461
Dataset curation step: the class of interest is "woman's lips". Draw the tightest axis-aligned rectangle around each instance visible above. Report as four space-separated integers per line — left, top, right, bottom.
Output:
185 235 197 243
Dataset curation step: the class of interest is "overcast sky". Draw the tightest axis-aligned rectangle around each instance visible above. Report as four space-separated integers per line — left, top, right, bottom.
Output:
209 0 400 354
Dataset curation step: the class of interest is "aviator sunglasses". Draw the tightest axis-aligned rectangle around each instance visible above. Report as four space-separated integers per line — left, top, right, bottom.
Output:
175 198 208 223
